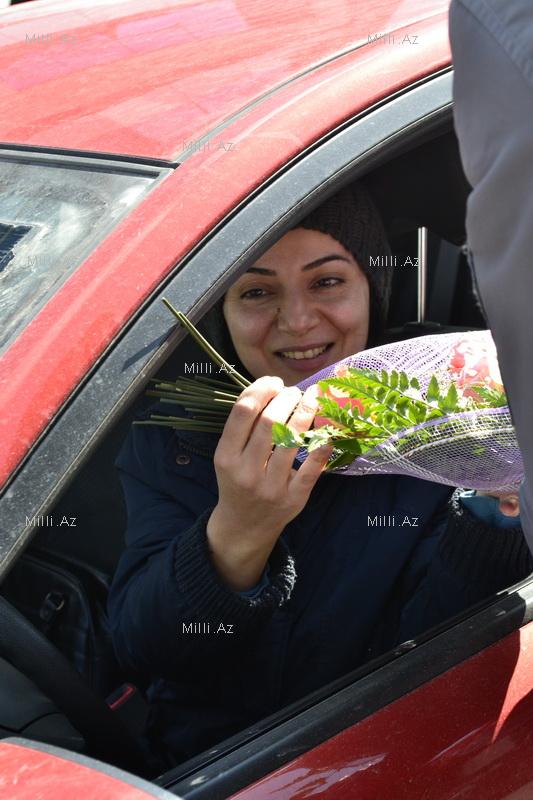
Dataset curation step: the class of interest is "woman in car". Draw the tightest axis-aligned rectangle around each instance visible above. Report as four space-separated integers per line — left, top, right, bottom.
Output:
108 183 531 767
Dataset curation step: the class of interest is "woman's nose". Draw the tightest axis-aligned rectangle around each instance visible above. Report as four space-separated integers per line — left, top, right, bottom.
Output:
276 298 320 334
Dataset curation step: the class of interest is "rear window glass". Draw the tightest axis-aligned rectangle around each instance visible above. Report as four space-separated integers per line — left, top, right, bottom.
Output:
0 156 164 355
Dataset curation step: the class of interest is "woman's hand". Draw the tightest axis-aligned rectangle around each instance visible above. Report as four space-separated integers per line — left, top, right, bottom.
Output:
476 490 520 517
207 375 332 591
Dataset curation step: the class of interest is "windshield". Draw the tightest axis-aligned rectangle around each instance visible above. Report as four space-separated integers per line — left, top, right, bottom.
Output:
0 155 161 355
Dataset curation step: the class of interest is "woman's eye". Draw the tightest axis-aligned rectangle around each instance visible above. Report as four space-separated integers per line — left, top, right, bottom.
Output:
240 287 269 299
314 277 344 289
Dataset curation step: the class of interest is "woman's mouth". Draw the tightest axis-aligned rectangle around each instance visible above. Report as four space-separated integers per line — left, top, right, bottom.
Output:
274 342 334 371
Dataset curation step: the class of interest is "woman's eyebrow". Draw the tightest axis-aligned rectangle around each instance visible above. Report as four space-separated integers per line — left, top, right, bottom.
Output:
245 254 351 275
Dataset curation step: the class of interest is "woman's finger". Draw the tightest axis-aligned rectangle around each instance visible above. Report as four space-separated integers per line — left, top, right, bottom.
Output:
244 385 304 465
476 490 520 517
288 444 334 503
220 376 284 457
498 494 520 517
286 384 321 434
265 384 322 473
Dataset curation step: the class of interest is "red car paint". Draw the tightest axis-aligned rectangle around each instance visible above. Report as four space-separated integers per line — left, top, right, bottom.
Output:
229 621 533 799
0 741 173 800
0 0 449 160
0 0 450 487
5 3 532 800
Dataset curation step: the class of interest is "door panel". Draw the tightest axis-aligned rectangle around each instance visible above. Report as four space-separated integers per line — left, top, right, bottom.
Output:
229 620 533 800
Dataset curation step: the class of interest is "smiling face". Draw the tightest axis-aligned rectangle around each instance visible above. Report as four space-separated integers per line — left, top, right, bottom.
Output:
222 228 370 385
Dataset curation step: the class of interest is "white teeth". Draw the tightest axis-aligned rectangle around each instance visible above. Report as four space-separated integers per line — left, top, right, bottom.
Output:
279 345 328 360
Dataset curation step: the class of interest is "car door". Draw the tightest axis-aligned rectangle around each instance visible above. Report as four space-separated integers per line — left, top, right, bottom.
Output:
2 65 533 800
142 71 533 800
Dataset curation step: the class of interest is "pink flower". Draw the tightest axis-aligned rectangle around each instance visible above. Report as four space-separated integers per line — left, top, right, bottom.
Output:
314 363 365 429
448 337 503 400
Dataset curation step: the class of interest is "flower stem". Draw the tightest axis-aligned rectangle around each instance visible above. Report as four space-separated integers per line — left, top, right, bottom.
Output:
162 298 251 389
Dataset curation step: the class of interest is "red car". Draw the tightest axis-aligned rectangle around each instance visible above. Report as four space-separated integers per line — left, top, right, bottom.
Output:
1 0 533 798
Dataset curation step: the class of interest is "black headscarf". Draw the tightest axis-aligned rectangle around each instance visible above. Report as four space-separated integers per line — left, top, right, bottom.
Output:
198 183 393 381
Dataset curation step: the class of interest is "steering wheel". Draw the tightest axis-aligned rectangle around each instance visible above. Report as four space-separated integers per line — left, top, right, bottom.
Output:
0 596 152 776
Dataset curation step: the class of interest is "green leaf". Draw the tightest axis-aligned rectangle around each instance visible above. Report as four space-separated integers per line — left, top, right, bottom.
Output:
441 382 459 413
390 370 399 390
271 422 303 448
469 385 508 408
316 397 360 432
399 371 409 391
414 406 427 424
407 404 419 424
410 377 420 390
305 431 340 452
325 450 357 470
314 367 442 438
396 397 409 417
427 375 440 404
301 424 345 444
318 398 386 436
376 387 388 402
328 438 365 455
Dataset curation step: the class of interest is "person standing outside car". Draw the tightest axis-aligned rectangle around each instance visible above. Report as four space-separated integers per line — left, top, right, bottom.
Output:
108 185 532 768
449 0 533 542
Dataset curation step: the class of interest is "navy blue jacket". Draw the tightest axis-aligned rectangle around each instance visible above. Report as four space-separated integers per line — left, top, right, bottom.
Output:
108 405 533 767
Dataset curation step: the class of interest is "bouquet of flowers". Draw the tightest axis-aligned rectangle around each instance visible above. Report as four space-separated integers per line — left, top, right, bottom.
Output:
139 300 523 492
272 330 523 492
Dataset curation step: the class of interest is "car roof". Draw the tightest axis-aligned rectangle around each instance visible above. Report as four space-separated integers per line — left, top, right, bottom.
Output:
0 0 449 160
0 0 452 491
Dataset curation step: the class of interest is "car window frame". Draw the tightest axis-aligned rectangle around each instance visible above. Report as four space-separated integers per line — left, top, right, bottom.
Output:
0 68 454 576
2 67 532 798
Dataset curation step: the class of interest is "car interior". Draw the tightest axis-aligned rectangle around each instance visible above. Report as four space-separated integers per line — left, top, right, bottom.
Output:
0 124 495 781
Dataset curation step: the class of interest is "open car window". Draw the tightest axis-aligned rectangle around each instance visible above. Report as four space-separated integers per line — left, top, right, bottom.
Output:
0 155 161 356
2 69 533 799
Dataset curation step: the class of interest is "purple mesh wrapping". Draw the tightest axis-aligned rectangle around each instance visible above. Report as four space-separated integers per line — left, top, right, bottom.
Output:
295 330 523 492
